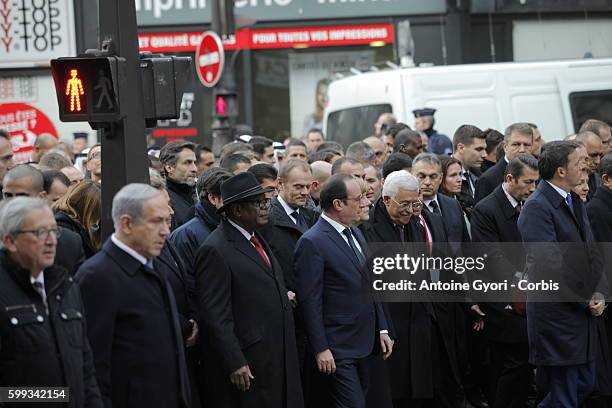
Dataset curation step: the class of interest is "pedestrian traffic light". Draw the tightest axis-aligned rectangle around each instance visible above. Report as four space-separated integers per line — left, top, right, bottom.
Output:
52 54 192 128
140 54 192 128
213 88 238 119
50 57 123 122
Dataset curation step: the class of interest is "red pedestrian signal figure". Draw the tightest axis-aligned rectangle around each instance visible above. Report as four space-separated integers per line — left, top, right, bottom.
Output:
216 95 227 116
65 69 84 112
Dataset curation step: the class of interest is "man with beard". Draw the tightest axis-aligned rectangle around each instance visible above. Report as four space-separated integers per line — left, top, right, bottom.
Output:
160 141 198 229
170 167 232 278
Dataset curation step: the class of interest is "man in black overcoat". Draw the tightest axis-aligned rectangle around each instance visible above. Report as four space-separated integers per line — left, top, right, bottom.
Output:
195 172 303 408
361 170 461 408
471 154 539 407
76 184 190 408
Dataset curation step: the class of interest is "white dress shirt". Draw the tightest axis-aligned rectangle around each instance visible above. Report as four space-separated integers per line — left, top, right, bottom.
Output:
111 234 148 265
30 272 46 305
321 212 363 254
278 195 298 225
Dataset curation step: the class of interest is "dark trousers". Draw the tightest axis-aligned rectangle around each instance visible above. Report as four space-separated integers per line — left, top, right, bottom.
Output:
488 341 533 408
328 358 371 408
393 320 459 408
537 362 596 408
303 356 370 408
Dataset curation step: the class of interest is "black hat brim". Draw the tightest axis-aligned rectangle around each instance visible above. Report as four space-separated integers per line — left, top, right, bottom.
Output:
217 185 275 214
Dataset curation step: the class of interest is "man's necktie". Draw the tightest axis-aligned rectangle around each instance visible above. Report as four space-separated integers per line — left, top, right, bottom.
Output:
429 200 441 215
342 228 366 265
462 172 474 197
291 210 308 232
32 281 48 314
250 235 271 268
420 217 431 257
565 194 575 216
396 225 405 243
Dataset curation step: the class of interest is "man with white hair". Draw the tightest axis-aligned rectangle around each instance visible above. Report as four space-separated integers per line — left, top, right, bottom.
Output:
361 170 462 408
0 197 103 407
76 183 190 408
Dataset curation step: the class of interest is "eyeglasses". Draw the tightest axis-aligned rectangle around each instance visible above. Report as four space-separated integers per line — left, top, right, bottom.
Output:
246 198 271 209
3 192 30 199
14 227 61 240
390 198 423 210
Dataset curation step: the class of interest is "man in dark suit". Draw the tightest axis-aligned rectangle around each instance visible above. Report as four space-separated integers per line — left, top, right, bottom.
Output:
295 173 393 408
412 153 470 245
474 123 534 203
259 159 319 371
471 154 539 408
451 125 486 217
518 141 607 407
260 159 318 295
576 131 605 201
195 172 303 408
586 152 612 403
76 183 190 408
587 152 612 247
361 170 461 407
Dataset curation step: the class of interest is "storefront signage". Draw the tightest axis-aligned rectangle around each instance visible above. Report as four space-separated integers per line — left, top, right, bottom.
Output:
0 0 76 68
139 23 394 52
135 0 445 26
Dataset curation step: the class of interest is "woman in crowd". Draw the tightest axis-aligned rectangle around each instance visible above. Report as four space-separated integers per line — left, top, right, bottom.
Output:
85 143 102 183
52 179 101 258
575 170 590 202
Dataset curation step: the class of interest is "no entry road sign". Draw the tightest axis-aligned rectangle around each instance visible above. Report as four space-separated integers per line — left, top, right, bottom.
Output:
195 31 225 88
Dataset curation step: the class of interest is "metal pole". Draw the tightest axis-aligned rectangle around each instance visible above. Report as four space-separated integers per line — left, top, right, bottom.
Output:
98 1 149 240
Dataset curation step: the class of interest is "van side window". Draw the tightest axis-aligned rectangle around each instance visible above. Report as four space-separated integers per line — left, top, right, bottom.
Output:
570 90 612 131
326 104 392 147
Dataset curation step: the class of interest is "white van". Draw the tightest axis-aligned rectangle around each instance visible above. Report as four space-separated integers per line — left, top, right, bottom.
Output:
323 58 612 147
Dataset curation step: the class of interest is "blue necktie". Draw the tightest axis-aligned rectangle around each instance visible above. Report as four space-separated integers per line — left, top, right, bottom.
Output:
565 194 575 215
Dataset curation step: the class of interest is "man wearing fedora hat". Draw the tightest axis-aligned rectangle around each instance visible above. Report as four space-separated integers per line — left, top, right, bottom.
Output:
195 172 303 408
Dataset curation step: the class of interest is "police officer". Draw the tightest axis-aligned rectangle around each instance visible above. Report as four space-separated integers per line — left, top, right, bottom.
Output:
413 108 453 155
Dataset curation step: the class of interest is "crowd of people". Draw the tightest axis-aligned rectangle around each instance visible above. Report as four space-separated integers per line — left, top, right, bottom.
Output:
0 111 611 408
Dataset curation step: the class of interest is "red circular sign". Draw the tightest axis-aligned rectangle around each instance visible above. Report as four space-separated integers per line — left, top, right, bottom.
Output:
0 103 59 164
195 31 225 88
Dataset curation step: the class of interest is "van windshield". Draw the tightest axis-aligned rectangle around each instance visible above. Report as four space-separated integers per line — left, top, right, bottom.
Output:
570 90 612 131
326 104 392 148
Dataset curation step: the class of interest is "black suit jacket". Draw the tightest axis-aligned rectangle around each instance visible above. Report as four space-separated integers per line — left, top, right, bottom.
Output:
471 185 527 343
433 194 471 252
76 239 190 408
474 158 507 203
587 184 612 242
456 167 481 216
259 197 318 291
195 218 303 408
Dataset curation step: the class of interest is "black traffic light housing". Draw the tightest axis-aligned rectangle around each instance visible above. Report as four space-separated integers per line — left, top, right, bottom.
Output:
140 53 192 128
50 56 124 123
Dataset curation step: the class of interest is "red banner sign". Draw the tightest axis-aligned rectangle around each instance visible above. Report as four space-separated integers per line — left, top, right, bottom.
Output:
0 103 59 164
138 23 394 53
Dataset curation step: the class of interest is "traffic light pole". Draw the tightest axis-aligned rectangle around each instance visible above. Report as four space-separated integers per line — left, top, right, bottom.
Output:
98 2 149 240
